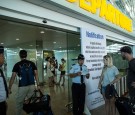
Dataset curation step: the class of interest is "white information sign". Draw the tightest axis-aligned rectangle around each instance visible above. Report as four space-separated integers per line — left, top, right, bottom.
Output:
81 28 106 110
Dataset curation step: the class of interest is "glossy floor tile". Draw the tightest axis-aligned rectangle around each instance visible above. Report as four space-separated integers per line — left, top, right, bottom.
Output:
6 80 110 115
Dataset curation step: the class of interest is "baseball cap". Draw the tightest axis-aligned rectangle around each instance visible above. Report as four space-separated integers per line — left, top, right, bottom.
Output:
78 54 85 60
120 46 132 54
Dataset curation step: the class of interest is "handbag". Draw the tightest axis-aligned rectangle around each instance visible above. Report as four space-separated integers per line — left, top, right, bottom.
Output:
105 84 116 99
104 69 116 99
23 90 50 114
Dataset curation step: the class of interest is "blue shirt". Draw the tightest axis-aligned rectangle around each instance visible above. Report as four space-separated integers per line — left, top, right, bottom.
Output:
0 75 6 102
102 65 119 86
69 63 89 83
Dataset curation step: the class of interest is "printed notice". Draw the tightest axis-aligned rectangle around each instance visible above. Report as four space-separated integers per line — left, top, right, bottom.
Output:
81 28 106 110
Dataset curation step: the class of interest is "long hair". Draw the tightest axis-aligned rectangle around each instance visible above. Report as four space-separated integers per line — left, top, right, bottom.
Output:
103 55 113 67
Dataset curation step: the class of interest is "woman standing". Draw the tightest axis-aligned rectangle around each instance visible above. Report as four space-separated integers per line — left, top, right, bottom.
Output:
57 58 66 86
46 57 54 87
98 55 121 115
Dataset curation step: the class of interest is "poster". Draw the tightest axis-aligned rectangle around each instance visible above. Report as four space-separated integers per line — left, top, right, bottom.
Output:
81 28 106 110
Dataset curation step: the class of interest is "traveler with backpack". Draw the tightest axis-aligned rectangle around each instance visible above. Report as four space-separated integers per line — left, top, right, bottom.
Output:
98 55 121 115
8 50 40 115
0 46 8 115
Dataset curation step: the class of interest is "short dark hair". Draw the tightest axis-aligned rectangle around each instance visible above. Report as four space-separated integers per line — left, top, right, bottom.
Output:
61 58 65 62
19 50 27 58
0 46 4 54
78 54 85 60
120 46 132 54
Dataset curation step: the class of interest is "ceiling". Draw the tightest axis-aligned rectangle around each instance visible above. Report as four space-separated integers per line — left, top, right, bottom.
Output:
0 18 80 51
108 0 135 30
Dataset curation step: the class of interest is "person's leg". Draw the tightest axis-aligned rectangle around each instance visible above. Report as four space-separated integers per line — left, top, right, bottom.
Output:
61 74 65 86
78 84 85 115
0 101 7 115
72 83 79 115
110 97 115 115
105 99 110 115
48 77 53 86
27 85 35 115
57 74 62 85
16 87 28 115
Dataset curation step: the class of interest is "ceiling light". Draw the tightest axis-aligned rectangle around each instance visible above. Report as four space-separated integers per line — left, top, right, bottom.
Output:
77 44 80 46
1 43 4 44
59 47 61 48
40 31 45 34
30 45 33 46
16 38 20 40
53 42 56 44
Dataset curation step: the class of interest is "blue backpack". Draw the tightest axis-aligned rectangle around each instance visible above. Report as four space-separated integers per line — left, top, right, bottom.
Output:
19 63 35 87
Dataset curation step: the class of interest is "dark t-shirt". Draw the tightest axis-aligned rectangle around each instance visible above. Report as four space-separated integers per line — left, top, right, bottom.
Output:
12 59 37 77
127 58 135 97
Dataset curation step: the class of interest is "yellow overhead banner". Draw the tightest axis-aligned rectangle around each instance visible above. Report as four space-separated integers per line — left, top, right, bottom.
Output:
67 0 133 32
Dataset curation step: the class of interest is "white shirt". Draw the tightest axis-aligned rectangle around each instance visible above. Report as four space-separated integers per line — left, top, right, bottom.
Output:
0 77 6 102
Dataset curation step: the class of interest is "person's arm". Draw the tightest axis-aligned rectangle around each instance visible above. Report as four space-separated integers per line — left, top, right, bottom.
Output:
110 74 121 84
34 70 39 86
69 72 81 78
8 72 17 94
98 69 105 89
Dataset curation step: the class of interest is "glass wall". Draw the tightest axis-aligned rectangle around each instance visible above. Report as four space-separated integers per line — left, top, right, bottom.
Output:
0 18 81 111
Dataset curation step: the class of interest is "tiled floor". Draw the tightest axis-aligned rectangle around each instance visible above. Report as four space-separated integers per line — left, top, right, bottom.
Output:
6 80 109 115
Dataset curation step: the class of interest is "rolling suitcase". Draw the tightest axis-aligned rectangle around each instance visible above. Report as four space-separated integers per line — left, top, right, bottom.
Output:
115 96 131 115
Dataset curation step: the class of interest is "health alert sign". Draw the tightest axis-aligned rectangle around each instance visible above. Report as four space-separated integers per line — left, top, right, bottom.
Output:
81 28 106 110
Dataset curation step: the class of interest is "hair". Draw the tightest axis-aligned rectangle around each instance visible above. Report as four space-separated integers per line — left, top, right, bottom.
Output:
45 57 50 61
0 46 4 54
120 46 132 54
61 58 66 62
19 50 27 58
103 55 113 66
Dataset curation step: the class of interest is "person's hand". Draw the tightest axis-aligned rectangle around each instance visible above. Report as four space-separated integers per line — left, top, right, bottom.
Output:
131 82 135 88
77 71 81 76
98 84 101 90
86 73 90 79
35 85 40 90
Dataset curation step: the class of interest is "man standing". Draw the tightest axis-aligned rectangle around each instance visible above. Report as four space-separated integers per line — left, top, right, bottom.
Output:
69 54 90 115
0 46 8 115
8 50 40 115
120 46 135 98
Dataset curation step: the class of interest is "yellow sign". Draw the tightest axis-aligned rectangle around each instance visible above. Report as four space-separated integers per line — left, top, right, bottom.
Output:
67 0 132 32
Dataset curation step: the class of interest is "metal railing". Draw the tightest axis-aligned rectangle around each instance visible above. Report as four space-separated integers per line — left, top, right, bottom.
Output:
116 75 128 97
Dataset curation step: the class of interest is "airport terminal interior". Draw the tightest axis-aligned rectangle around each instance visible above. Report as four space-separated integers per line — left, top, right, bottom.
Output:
0 17 131 115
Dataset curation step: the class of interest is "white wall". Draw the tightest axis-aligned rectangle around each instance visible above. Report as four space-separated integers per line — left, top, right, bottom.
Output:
0 0 135 47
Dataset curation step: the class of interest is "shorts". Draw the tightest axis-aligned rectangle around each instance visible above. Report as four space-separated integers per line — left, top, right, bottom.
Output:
101 86 106 94
61 71 65 75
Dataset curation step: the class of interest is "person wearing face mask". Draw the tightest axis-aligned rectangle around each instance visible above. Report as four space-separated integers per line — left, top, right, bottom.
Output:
98 55 121 115
0 46 8 115
69 54 90 115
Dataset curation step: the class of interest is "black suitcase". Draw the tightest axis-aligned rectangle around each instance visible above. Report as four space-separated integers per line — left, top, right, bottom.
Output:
115 97 131 115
